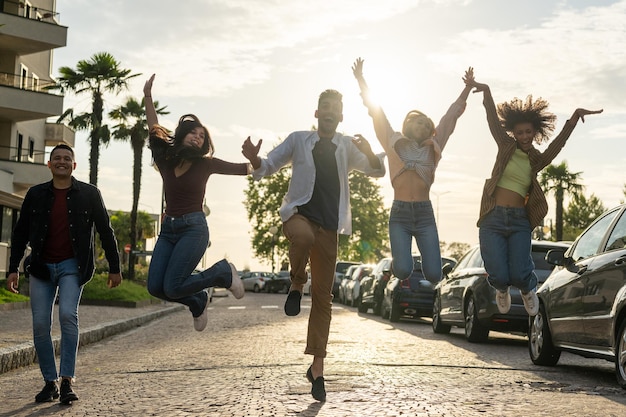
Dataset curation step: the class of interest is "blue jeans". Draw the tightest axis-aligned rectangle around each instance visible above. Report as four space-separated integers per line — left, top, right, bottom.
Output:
388 200 442 283
29 258 83 381
479 206 537 293
148 212 232 317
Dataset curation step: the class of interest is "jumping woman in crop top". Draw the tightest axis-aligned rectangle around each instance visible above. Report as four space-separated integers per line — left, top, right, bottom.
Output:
352 58 474 285
143 74 256 332
466 76 602 316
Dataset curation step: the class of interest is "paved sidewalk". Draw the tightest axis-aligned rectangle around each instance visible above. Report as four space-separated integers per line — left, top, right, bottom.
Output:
0 298 186 374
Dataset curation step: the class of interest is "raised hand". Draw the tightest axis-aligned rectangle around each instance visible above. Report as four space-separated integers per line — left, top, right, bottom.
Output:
575 108 603 123
242 136 262 169
352 134 373 154
463 67 475 84
144 74 155 97
352 57 365 80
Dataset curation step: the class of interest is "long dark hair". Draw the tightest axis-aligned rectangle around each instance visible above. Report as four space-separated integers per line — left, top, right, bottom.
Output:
149 114 215 166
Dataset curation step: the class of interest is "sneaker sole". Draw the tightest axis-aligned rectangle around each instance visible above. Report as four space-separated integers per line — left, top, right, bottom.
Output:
228 263 245 299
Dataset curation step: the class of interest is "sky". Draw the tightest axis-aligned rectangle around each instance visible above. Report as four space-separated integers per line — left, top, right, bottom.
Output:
50 0 626 271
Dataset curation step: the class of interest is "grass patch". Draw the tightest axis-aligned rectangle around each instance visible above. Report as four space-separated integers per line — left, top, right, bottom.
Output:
0 274 155 304
82 273 155 303
0 287 30 303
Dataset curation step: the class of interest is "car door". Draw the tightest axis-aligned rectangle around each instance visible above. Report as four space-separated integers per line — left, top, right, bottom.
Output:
582 207 626 348
546 207 621 344
439 247 480 321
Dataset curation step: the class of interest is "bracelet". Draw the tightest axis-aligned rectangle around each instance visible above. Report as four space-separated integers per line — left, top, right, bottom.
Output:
145 95 152 98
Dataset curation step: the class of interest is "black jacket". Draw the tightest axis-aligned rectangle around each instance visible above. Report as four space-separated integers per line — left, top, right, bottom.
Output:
7 177 121 285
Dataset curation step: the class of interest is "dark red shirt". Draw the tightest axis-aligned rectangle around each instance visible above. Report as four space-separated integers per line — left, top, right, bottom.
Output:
42 187 74 263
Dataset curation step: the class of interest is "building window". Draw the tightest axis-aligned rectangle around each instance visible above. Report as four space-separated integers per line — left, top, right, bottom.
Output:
28 137 35 161
20 64 28 90
32 73 39 91
0 206 13 244
17 132 23 162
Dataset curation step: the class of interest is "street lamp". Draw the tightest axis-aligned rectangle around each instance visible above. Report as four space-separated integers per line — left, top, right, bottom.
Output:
269 226 279 273
432 190 450 225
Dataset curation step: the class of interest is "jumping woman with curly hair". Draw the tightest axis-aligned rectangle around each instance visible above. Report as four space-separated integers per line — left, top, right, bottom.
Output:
466 78 602 316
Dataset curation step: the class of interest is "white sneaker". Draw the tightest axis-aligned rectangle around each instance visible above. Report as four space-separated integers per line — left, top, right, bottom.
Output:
495 288 511 314
228 262 244 299
521 288 539 316
193 289 209 332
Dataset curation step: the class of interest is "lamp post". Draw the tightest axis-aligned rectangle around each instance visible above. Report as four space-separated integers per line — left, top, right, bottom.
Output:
269 226 279 273
432 190 450 225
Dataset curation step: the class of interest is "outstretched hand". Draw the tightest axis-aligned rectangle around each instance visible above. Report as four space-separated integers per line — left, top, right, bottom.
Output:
352 57 365 80
575 108 603 123
242 136 262 169
463 67 475 85
144 74 155 97
352 134 373 154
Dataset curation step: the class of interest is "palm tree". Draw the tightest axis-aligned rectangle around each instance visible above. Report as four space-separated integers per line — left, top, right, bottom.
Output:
53 52 140 186
109 97 168 279
539 161 584 241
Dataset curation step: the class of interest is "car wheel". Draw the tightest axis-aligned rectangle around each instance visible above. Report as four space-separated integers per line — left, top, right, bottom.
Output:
464 295 489 343
389 298 401 323
381 299 389 319
432 294 451 334
616 320 626 389
528 303 561 366
358 298 368 313
254 284 261 293
612 319 626 389
281 284 289 294
373 300 382 316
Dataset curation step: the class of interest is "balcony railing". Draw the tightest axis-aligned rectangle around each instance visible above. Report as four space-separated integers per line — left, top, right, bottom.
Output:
1 0 60 24
0 71 60 95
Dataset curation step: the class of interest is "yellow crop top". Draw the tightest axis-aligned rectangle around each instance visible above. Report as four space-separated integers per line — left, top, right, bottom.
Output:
496 148 531 198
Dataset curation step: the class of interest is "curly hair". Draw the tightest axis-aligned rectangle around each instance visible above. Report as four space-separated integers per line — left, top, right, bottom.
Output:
497 95 556 144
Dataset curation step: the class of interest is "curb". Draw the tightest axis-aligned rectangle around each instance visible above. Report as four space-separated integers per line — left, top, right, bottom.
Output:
0 304 185 374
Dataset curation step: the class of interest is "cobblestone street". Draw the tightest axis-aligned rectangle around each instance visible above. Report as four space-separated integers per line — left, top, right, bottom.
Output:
1 292 625 416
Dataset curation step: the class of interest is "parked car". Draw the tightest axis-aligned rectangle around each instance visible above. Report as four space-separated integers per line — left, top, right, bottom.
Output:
358 258 393 315
432 240 571 342
382 256 457 322
528 205 626 388
240 271 275 293
265 271 290 294
333 261 361 297
303 271 312 295
338 265 360 304
345 264 375 306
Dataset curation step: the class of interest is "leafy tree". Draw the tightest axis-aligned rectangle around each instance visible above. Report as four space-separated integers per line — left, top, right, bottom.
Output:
95 210 157 277
243 158 389 268
539 161 584 241
562 193 606 241
109 97 168 279
440 241 471 262
52 52 140 186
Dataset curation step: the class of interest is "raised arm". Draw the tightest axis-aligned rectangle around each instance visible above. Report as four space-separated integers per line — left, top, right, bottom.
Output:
352 57 394 151
144 74 159 129
465 77 510 145
432 67 476 148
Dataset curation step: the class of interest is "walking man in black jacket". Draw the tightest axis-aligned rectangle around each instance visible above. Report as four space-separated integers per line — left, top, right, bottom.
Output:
6 144 122 404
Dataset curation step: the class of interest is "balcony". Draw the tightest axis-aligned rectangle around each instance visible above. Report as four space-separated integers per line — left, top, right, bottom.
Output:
45 122 75 148
0 147 51 197
0 72 64 122
0 1 67 54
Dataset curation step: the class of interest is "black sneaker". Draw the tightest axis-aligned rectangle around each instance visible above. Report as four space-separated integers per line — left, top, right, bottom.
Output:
35 380 59 403
284 290 302 316
59 378 79 404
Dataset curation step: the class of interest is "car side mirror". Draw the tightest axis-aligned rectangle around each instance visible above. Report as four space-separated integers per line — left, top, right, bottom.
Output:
545 249 566 266
442 263 454 276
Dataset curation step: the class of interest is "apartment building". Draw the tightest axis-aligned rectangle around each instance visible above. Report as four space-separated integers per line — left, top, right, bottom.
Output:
0 0 74 273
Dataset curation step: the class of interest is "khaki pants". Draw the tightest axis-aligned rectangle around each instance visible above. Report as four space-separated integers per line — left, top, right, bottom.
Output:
282 214 337 358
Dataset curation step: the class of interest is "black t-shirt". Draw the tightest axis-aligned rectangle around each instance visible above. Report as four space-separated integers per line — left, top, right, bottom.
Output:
297 138 340 230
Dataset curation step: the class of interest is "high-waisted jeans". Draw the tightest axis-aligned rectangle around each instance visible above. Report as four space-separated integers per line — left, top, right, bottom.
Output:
30 258 83 381
148 212 233 317
282 214 337 358
388 200 442 283
479 206 537 293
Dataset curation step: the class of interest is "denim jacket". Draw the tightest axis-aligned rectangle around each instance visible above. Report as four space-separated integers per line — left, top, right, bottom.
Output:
7 177 121 285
